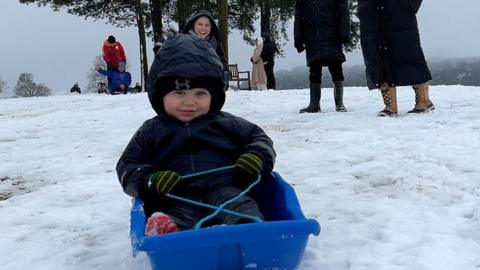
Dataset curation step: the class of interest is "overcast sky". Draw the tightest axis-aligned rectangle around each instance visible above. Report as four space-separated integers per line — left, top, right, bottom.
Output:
1 1 479 94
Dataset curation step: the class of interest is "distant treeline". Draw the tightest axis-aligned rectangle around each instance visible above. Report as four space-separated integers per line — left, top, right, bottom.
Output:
275 58 480 89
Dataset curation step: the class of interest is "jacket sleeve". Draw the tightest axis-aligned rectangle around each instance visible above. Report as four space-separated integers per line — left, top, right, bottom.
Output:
125 72 132 87
337 0 351 41
116 121 157 198
229 115 276 175
97 68 113 78
408 0 422 14
102 45 110 63
118 42 127 62
293 0 304 50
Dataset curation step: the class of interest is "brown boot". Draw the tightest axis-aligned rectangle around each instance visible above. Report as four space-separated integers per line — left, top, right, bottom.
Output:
408 83 435 113
378 84 398 117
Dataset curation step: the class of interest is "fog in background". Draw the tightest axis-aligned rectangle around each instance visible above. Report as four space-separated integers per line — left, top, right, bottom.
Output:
0 0 479 94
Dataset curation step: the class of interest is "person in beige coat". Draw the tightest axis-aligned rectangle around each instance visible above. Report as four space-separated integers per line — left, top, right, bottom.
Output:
250 38 267 90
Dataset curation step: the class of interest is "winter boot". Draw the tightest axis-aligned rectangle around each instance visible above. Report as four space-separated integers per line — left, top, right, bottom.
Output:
145 212 179 236
408 83 435 113
378 86 398 117
299 83 321 113
333 81 347 112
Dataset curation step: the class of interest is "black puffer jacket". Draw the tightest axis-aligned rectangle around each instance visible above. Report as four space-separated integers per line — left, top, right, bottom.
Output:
116 34 275 207
260 33 278 65
294 0 350 65
358 0 431 89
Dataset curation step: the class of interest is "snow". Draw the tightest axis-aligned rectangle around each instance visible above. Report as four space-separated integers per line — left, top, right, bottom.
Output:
1 85 479 270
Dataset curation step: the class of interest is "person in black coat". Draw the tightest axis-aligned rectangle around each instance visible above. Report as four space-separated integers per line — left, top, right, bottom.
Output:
260 32 279 90
358 0 434 116
294 0 351 113
183 10 230 87
116 34 276 233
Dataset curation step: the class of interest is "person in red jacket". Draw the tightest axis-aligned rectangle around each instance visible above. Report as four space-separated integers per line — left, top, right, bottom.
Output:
102 35 127 73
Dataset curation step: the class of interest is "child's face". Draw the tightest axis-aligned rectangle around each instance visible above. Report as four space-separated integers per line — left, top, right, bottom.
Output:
163 88 211 122
194 16 211 40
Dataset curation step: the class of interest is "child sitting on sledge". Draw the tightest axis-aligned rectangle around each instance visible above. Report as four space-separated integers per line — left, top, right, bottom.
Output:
96 62 132 94
116 33 276 235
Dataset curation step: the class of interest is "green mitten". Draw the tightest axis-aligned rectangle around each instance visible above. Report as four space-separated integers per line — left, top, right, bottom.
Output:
235 153 263 176
149 171 182 194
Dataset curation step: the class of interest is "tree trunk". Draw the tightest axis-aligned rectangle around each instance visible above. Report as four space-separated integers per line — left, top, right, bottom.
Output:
150 0 163 42
260 0 271 34
136 0 149 91
217 0 228 63
176 0 189 31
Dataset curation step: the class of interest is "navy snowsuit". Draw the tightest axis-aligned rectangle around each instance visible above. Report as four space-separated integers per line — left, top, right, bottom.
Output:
116 34 276 230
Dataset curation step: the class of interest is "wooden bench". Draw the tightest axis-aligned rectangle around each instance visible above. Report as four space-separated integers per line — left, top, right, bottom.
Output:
228 64 251 90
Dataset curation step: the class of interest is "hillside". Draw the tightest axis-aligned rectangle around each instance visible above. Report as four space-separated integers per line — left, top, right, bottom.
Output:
1 86 479 270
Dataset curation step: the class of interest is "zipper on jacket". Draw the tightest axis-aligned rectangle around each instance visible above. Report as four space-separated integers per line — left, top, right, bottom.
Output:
185 122 196 172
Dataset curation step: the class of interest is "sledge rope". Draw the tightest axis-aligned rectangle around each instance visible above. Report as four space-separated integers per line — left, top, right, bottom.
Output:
165 165 263 230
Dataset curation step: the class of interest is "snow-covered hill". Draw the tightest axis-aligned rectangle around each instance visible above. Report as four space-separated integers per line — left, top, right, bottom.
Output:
1 86 479 270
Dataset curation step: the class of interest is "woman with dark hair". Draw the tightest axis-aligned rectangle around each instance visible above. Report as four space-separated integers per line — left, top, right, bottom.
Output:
182 10 229 85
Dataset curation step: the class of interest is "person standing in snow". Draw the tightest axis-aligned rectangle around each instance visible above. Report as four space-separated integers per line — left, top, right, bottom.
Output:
102 35 127 84
116 34 275 234
250 37 267 90
260 32 279 90
294 0 351 113
358 0 434 116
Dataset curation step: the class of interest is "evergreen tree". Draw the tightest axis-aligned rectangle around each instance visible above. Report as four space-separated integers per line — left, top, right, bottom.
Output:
14 73 51 97
35 84 52 96
0 76 6 94
86 56 108 93
230 0 294 52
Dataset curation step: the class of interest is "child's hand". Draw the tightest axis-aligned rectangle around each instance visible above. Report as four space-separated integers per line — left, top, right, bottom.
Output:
235 153 263 177
149 171 183 194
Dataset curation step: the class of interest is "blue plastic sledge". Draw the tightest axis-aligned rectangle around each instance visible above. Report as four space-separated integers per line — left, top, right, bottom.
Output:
130 171 320 270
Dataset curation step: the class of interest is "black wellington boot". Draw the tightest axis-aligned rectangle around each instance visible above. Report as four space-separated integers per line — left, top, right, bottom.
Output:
333 81 347 112
299 83 321 113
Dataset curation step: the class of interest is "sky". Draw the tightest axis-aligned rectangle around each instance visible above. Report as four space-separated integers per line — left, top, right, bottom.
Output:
1 85 480 269
1 1 479 94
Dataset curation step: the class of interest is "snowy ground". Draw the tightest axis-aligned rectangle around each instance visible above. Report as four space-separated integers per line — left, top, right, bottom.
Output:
1 85 479 270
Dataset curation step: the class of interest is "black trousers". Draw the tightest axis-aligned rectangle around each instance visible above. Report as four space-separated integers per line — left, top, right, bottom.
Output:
264 60 276 89
158 186 264 230
309 60 344 84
